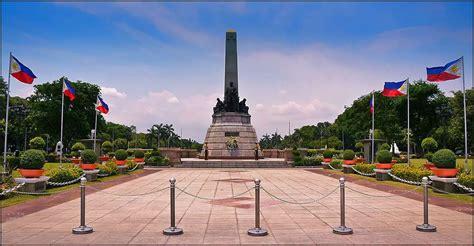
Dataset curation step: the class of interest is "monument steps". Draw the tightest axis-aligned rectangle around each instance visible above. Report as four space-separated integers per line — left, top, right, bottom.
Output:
177 158 289 168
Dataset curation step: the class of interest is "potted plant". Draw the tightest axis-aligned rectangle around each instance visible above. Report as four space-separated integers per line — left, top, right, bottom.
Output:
431 149 458 177
342 149 355 165
423 152 435 170
80 149 97 170
134 150 145 163
18 149 46 178
115 149 128 166
375 150 393 169
71 142 85 164
322 150 333 163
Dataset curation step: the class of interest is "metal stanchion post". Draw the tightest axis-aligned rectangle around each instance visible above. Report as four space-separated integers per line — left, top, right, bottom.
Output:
163 177 183 235
72 177 93 234
416 177 436 232
248 179 268 236
333 177 353 235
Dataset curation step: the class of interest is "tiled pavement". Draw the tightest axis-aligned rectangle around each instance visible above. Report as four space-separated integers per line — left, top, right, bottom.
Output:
1 169 472 245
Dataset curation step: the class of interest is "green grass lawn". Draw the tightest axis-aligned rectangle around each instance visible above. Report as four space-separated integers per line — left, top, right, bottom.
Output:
1 163 144 208
324 169 473 203
410 158 473 171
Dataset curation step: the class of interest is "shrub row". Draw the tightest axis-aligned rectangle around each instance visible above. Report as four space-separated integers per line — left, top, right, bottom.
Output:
391 164 433 183
45 164 84 183
353 163 376 174
457 172 474 189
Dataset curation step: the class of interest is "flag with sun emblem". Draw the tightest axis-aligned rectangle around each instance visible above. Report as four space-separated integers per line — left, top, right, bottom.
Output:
426 58 462 82
10 55 37 84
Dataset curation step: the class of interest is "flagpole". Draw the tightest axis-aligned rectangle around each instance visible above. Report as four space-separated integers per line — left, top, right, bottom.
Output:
407 79 411 166
59 78 65 165
93 108 98 153
371 92 375 164
461 57 468 173
3 53 12 174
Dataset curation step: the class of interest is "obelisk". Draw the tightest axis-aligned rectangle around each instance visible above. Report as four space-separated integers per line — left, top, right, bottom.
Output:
225 29 238 98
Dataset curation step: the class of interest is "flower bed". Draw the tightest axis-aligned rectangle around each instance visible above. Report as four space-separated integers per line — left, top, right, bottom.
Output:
391 164 433 183
353 163 376 174
457 172 474 189
45 164 84 183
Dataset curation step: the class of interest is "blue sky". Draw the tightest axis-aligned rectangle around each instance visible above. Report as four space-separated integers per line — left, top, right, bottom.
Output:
2 2 472 141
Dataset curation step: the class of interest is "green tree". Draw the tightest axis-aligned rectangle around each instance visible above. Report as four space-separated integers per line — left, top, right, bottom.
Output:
28 78 103 149
29 136 46 150
114 138 128 150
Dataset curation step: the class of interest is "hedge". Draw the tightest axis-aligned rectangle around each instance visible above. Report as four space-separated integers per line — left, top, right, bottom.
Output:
391 164 433 183
353 163 376 174
45 164 83 183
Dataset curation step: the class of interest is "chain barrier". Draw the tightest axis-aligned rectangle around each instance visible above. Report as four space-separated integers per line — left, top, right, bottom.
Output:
453 182 474 193
127 163 140 172
428 184 474 196
261 186 339 204
13 190 51 195
387 171 426 186
47 174 85 187
351 166 376 176
0 182 25 196
328 162 342 171
175 186 254 201
345 185 422 198
86 185 169 196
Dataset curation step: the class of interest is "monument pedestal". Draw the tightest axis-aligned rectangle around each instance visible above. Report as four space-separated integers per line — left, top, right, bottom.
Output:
429 176 458 193
84 170 99 182
14 176 50 193
374 169 392 181
202 112 261 159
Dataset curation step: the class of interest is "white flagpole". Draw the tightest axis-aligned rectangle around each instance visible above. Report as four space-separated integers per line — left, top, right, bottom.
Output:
3 53 12 173
461 57 468 173
59 78 65 165
371 92 375 164
407 79 411 165
93 104 98 153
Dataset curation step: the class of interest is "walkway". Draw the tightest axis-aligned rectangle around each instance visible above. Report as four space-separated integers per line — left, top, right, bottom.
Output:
1 169 472 245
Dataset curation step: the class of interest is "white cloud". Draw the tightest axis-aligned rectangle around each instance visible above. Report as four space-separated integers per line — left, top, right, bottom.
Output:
101 86 127 98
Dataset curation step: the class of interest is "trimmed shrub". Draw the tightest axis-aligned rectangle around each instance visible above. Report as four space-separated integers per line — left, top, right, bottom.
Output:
134 150 145 158
355 142 363 151
107 152 115 158
146 156 163 166
376 150 392 163
303 156 322 166
391 164 433 183
81 149 97 164
306 149 318 157
342 149 355 160
424 152 434 163
115 149 128 161
355 151 364 157
432 149 456 169
126 159 138 170
98 161 119 175
292 147 302 166
329 160 342 169
29 137 46 150
353 163 376 174
45 164 83 183
70 151 79 158
457 172 474 189
45 153 57 163
71 142 86 152
113 138 128 150
421 137 438 153
6 156 20 170
19 149 45 169
323 150 333 159
101 141 113 154
379 143 390 151
394 156 408 163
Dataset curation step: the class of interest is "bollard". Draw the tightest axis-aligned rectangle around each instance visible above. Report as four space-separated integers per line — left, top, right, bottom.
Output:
72 177 93 234
333 177 353 235
416 177 436 232
163 177 183 235
248 179 268 236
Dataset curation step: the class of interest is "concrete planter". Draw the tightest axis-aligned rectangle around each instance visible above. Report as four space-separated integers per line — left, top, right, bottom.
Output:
429 176 458 193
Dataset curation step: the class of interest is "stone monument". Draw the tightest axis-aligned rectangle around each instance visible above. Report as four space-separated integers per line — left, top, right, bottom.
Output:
201 29 262 159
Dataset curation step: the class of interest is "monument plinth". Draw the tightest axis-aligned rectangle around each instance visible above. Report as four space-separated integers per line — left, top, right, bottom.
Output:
201 30 261 159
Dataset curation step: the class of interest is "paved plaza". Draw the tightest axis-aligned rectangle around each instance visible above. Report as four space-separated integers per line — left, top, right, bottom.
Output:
1 169 472 245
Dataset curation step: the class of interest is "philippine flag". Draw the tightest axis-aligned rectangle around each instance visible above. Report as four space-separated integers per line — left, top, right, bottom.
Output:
10 55 37 84
96 96 109 114
383 79 408 97
370 94 375 113
427 58 462 82
63 79 76 101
